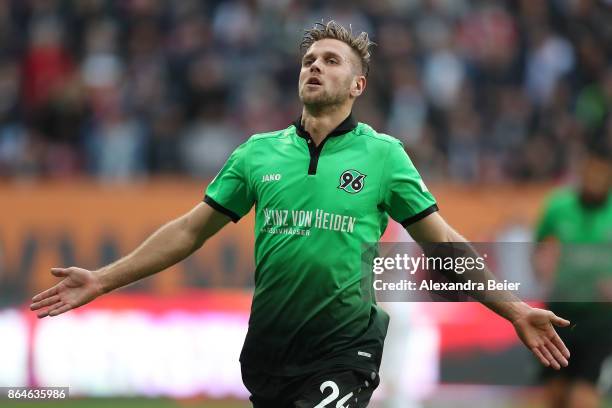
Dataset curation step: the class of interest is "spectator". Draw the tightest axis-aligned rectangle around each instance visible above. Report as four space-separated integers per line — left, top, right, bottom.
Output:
0 0 607 183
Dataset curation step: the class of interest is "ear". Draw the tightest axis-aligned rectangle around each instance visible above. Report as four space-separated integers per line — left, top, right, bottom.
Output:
351 75 366 98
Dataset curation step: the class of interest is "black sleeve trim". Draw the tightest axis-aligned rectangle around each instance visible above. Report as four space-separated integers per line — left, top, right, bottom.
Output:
400 204 439 228
204 195 241 223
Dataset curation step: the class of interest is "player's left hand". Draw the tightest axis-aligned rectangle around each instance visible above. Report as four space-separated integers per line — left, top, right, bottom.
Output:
512 307 570 370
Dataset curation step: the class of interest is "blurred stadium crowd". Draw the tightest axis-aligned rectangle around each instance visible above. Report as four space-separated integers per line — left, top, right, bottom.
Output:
0 0 610 183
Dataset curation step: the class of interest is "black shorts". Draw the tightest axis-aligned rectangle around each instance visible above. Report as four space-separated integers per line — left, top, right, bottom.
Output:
243 366 380 408
541 303 612 385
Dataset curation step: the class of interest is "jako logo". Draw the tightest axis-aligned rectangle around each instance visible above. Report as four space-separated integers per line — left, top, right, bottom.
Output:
262 174 281 182
338 169 366 194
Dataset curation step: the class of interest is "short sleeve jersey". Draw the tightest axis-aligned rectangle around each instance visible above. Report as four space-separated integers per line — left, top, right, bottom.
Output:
205 114 438 375
535 189 612 303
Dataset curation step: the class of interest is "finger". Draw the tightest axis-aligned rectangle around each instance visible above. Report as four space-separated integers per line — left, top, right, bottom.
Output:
550 332 570 359
37 307 54 319
32 285 59 302
544 338 568 367
551 313 570 327
38 303 64 318
538 345 560 370
532 347 550 367
30 295 61 311
51 268 70 278
48 303 72 317
39 301 63 317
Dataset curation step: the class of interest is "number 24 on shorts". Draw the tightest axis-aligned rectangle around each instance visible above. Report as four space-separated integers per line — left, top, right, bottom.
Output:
313 380 354 408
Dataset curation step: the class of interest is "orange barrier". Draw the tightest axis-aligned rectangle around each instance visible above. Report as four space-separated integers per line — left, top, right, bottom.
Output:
0 180 555 297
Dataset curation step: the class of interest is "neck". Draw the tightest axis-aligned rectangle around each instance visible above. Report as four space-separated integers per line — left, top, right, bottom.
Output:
579 189 609 209
301 103 352 146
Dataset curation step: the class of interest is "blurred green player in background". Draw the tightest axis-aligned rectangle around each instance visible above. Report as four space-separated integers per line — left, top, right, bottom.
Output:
536 127 612 408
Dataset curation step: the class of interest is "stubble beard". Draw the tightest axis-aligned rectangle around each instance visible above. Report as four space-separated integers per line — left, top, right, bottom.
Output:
299 83 351 113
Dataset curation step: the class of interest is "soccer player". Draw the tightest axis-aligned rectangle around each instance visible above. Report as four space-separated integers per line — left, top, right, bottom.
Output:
31 21 571 407
535 136 612 408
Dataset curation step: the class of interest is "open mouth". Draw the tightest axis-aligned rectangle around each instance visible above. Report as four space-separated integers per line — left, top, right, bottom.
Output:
306 77 322 86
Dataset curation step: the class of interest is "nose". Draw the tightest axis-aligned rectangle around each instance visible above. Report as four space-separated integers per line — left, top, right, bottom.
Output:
309 58 322 73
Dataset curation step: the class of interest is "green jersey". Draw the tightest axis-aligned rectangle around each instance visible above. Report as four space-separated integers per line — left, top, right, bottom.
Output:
535 188 612 303
536 189 612 243
205 114 437 375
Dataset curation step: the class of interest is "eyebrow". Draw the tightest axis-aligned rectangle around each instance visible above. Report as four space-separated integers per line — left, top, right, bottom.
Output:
302 50 344 62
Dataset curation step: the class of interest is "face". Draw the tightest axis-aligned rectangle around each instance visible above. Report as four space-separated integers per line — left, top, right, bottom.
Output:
298 39 365 109
580 154 611 202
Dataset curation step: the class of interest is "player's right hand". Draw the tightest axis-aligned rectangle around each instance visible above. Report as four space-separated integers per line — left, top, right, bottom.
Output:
30 267 104 318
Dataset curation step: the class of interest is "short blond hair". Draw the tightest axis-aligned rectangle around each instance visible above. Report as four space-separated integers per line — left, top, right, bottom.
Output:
300 20 374 77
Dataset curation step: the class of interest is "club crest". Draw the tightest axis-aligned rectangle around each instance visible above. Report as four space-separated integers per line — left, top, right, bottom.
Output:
338 169 366 194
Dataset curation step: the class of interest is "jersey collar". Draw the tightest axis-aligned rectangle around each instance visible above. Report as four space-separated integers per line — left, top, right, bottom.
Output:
292 112 358 140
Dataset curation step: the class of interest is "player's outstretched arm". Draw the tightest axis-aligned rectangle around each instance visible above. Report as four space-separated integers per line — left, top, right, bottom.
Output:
30 202 230 318
405 211 571 370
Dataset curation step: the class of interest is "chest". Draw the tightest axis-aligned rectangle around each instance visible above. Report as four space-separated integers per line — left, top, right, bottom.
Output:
554 209 612 243
250 143 384 215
